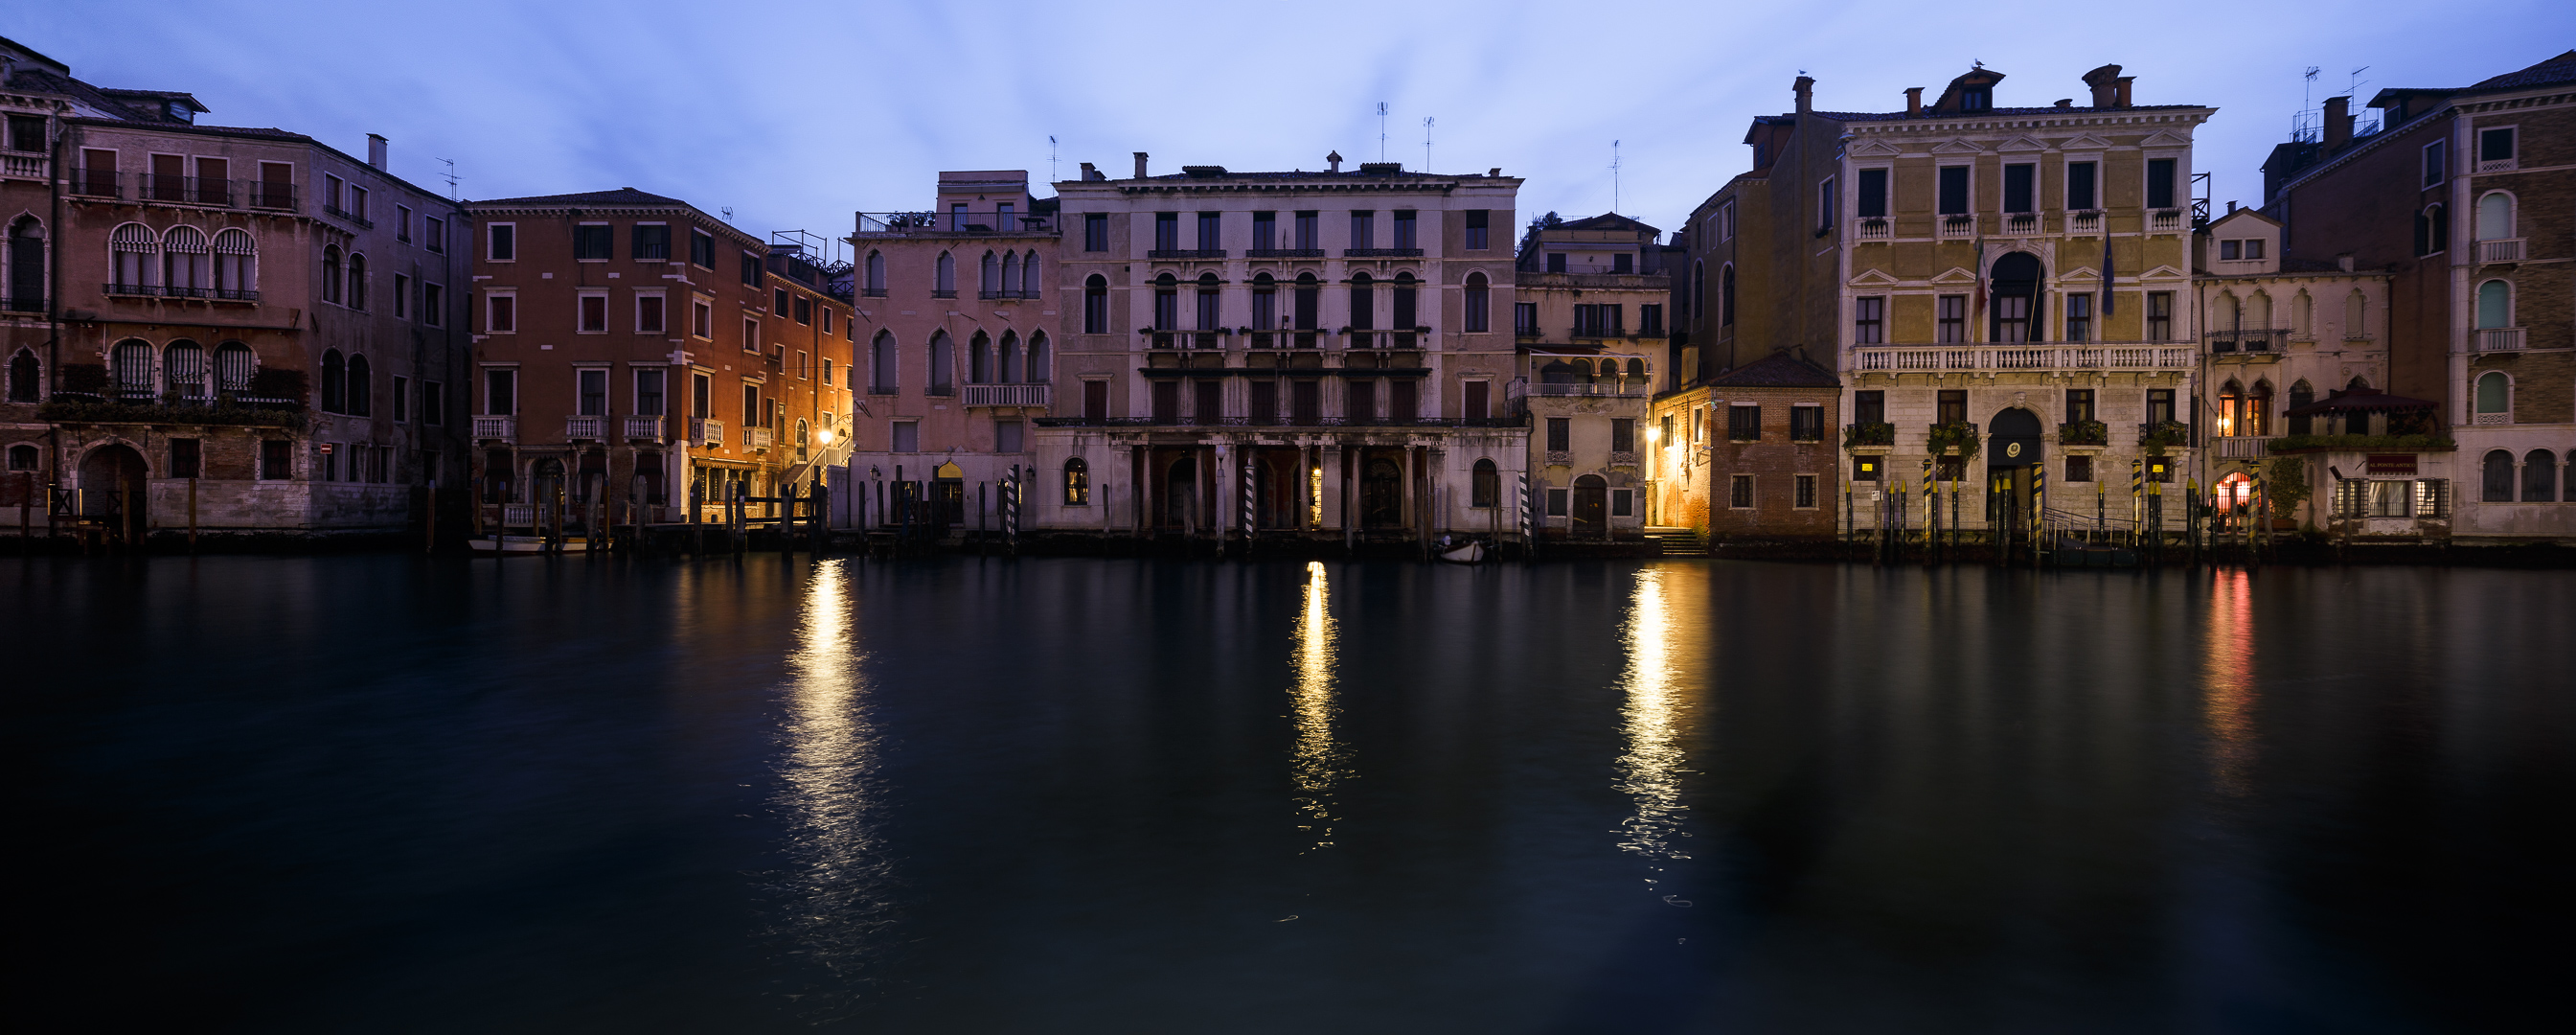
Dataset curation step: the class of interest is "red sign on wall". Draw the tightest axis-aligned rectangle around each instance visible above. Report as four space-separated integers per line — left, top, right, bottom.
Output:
2365 453 2417 475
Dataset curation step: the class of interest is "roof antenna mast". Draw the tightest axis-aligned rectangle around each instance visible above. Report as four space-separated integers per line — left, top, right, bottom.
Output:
1610 140 1622 214
436 157 459 200
1049 135 1059 183
1378 102 1388 162
1423 117 1434 173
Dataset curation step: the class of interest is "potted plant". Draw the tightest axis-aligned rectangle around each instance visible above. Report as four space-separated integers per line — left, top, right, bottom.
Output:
2140 420 2190 457
2267 456 2312 529
2059 419 2109 447
1842 422 1896 448
1926 421 1981 461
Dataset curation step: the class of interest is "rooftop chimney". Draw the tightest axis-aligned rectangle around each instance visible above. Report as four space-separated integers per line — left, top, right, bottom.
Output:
2054 98 2073 108
1132 151 1149 179
1327 150 1342 172
1079 161 1096 180
2083 64 2123 107
1793 75 1814 115
367 133 387 171
2115 76 2133 107
1904 86 1924 116
2226 199 2238 214
2324 96 2353 151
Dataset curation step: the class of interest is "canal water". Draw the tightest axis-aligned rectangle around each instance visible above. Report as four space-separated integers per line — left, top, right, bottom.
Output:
7 556 2566 1032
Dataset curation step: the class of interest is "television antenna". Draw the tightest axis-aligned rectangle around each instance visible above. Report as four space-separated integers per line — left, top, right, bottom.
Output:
1049 135 1059 183
435 157 459 199
1378 102 1388 162
1423 117 1433 172
721 206 734 222
1610 140 1622 214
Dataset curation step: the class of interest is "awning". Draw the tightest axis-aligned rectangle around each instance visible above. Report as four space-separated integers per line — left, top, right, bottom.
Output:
2282 388 2438 416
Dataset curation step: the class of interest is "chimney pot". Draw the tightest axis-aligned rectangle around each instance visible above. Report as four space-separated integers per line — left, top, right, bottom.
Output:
1079 161 1096 180
367 133 387 171
1327 150 1342 172
2324 96 2353 151
2082 63 2123 107
2054 98 2073 109
1793 75 1814 115
2114 76 2133 107
2337 253 2356 272
1904 87 1925 116
1132 151 1149 179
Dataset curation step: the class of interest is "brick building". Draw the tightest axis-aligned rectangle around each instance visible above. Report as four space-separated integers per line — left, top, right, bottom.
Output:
3 34 469 542
2262 50 2574 541
464 188 852 537
1513 212 1666 539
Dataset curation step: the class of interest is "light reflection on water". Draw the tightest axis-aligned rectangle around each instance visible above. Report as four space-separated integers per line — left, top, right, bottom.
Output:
2200 569 2260 795
1288 560 1346 851
764 559 891 1010
1613 567 1695 901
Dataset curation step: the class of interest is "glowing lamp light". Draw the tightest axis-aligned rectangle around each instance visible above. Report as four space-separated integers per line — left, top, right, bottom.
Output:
816 428 834 445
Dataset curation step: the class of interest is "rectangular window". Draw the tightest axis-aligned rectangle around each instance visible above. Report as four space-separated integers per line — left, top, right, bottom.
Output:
742 383 760 426
1547 253 1567 273
1154 212 1178 252
2245 240 2265 260
2146 388 2176 426
1854 296 1883 344
1614 253 1633 274
632 223 671 261
2221 240 2241 261
637 291 666 334
1516 302 1538 335
689 230 715 268
392 376 409 422
425 217 445 254
691 373 710 418
774 287 790 313
1151 380 1179 422
2065 293 2092 342
1937 295 1967 342
350 185 368 219
1611 489 1632 518
1250 380 1278 424
1346 380 1375 423
1393 210 1416 250
2423 139 2447 186
2003 164 2035 213
1818 176 1836 230
422 381 443 426
422 283 444 327
578 368 608 416
1795 474 1817 508
1639 305 1662 334
635 369 665 416
1547 488 1568 517
324 172 343 210
2147 291 2175 341
1728 404 1761 441
1466 209 1489 250
2066 455 2093 483
1349 210 1374 250
1610 418 1635 452
1197 211 1221 251
1852 455 1881 482
169 437 200 478
1291 380 1318 424
1855 389 1884 426
1253 211 1276 250
1858 168 1888 218
6 114 43 154
1197 380 1223 424
1936 389 1967 426
822 308 833 335
1547 417 1570 451
995 419 1023 453
486 291 516 333
2478 126 2515 164
1938 166 1970 215
1465 380 1489 421
2147 158 2177 210
1660 414 1674 445
261 439 292 480
575 223 611 260
2065 388 2095 424
744 317 760 353
892 421 919 452
1084 213 1108 252
1790 405 1823 442
578 291 607 333
396 204 413 242
2067 161 2098 211
1294 211 1319 250
692 299 713 338
485 368 516 414
1730 474 1754 509
394 274 412 319
488 222 515 261
741 253 763 287
795 298 811 325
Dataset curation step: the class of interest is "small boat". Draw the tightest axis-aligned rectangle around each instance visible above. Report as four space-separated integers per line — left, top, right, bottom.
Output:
1435 538 1485 564
469 535 582 555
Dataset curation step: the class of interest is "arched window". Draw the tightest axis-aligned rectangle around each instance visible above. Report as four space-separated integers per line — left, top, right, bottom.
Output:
2344 289 2366 338
1627 357 1647 379
319 348 345 412
2217 380 2244 437
1720 264 1736 326
934 252 955 296
1083 274 1109 334
6 444 34 472
2247 291 2272 332
864 251 886 295
2217 291 2241 334
927 332 954 395
6 349 38 402
870 331 898 392
1196 272 1221 332
1027 333 1051 382
999 331 1022 383
7 217 44 310
1540 360 1577 385
980 250 999 295
1572 358 1595 380
347 252 367 310
161 225 207 294
2291 289 2314 337
164 340 206 399
1472 458 1499 507
2248 380 2271 436
1348 271 1374 331
1691 260 1705 321
1392 271 1418 331
111 223 156 288
111 338 153 398
1152 272 1178 331
2347 375 2370 391
2476 280 2512 329
1294 272 1319 331
345 354 371 416
2475 371 2510 420
969 331 992 384
215 341 255 393
1063 456 1090 506
2415 204 2449 256
2524 449 2560 503
2288 380 2314 434
1020 252 1040 297
1464 271 1489 333
796 418 810 460
2475 192 2514 241
1001 251 1020 296
321 245 342 304
2483 449 2516 502
1251 272 1277 330
212 228 255 297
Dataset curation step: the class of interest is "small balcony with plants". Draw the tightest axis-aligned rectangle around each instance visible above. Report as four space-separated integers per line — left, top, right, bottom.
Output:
2058 420 2109 447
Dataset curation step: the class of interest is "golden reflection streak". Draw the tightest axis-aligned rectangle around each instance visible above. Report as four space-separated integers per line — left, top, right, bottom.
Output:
771 559 890 994
1615 568 1693 893
2200 569 2259 795
1289 561 1347 851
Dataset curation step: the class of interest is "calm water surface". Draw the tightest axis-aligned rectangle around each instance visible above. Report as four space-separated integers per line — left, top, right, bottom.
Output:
6 556 2568 1032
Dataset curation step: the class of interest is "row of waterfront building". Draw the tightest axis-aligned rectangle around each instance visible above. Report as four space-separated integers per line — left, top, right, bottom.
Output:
4 33 2570 551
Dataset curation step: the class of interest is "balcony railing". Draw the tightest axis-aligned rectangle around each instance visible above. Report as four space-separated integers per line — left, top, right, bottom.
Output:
1937 215 1975 239
1148 249 1227 260
2476 156 2518 173
930 288 957 299
2216 436 2273 459
71 169 121 198
1034 414 1528 429
1857 217 1891 240
565 415 604 440
102 283 261 302
624 414 665 441
2476 328 2525 352
2479 238 2524 263
3 153 50 180
248 184 297 211
1528 382 1651 398
139 174 233 206
2207 329 2291 353
855 211 1058 236
322 203 374 229
2151 209 2184 233
1854 343 2196 373
2069 211 2103 233
2004 212 2040 235
0 293 43 312
1245 248 1326 258
472 415 516 442
962 383 1052 407
691 418 723 446
744 426 775 449
860 287 887 297
1344 248 1425 258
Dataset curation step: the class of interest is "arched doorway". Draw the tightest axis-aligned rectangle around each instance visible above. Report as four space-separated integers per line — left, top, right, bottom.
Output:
1572 474 1608 538
1989 252 2044 343
1165 457 1197 529
1361 457 1403 528
2214 471 2255 533
1986 407 2044 550
79 443 148 519
933 460 966 529
530 457 566 508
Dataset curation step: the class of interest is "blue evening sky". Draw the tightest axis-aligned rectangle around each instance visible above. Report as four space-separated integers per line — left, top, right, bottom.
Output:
13 2 2570 255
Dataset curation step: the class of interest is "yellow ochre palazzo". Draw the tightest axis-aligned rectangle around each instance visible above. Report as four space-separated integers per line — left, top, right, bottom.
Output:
1615 568 1695 905
1289 561 1349 852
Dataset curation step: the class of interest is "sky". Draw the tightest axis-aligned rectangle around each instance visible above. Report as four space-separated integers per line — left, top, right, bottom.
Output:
15 1 2571 258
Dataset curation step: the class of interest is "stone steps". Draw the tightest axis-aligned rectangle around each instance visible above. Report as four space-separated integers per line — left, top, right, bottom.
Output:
1644 526 1709 559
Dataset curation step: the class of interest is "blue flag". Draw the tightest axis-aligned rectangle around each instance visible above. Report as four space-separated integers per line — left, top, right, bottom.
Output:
2100 233 2116 316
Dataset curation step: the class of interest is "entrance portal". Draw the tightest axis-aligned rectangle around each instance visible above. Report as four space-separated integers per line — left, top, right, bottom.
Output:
79 443 148 518
1572 474 1607 538
1361 457 1403 528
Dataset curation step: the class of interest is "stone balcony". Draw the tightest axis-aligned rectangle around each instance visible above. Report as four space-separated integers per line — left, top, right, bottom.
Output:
1853 343 2196 376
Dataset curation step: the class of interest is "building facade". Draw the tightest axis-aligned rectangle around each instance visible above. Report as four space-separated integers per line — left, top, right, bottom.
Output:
2263 51 2575 542
4 34 470 541
1513 212 1665 539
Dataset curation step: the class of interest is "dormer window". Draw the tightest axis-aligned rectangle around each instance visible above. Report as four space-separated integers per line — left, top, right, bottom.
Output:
1961 87 1992 111
166 101 194 124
